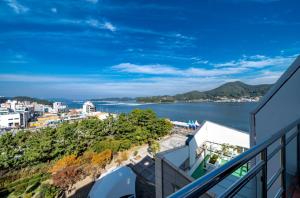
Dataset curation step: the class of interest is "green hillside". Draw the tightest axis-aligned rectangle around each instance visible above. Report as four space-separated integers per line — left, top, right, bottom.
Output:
137 81 273 103
12 96 52 106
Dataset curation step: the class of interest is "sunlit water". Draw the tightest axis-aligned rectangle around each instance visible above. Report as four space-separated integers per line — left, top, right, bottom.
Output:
68 101 257 132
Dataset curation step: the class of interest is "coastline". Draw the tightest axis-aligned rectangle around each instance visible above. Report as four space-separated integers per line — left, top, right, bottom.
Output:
136 99 260 105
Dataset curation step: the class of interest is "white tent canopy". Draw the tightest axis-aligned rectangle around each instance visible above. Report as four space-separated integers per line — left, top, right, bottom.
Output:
88 166 136 198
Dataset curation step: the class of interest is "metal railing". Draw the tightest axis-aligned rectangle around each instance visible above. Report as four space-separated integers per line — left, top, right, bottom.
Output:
168 118 300 198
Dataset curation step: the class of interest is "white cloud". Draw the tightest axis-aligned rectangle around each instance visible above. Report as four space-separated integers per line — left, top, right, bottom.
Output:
215 54 296 69
51 7 57 13
0 73 234 98
113 63 178 75
85 19 116 32
112 63 247 77
103 22 116 32
86 19 100 28
4 0 29 14
191 57 209 64
243 70 283 85
0 74 93 83
174 33 195 40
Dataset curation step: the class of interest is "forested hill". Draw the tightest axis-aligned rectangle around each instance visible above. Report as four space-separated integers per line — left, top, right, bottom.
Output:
12 96 52 106
136 81 273 103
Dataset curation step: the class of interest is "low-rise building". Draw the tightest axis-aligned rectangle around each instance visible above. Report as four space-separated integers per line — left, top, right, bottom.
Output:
82 101 96 114
53 102 68 113
30 113 61 127
0 113 24 128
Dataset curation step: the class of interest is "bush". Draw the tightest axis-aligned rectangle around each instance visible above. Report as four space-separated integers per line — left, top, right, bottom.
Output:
50 155 81 174
149 140 160 155
39 183 61 198
116 151 129 165
91 150 112 168
52 165 83 190
91 139 121 153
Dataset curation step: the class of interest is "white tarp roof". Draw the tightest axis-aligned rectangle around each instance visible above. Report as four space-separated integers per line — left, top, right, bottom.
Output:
88 166 136 198
171 121 189 127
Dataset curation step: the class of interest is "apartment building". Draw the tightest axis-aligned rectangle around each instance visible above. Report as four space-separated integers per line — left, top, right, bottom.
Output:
82 101 96 114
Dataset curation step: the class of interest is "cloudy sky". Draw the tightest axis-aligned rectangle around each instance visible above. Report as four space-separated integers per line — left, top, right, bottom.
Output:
0 0 299 99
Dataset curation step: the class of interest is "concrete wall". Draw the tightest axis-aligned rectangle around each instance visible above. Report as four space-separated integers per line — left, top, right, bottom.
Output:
155 155 193 198
155 146 192 198
189 121 249 166
161 146 189 168
251 57 300 197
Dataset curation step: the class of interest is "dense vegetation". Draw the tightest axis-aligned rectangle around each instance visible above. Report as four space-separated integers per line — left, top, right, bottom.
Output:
0 109 172 197
12 96 52 106
136 81 273 103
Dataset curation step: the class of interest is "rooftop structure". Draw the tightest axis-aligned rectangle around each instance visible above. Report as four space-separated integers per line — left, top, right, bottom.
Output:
88 166 136 198
155 121 249 198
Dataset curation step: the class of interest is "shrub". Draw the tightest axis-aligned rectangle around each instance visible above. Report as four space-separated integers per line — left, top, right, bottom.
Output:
149 140 160 155
116 151 129 165
39 183 61 198
50 155 81 174
91 150 112 168
52 165 83 190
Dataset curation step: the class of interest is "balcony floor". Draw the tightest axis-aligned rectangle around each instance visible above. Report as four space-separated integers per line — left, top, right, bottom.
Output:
191 155 248 179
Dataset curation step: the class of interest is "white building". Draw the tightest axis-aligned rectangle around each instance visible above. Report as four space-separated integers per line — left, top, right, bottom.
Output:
0 113 23 128
0 107 10 115
53 102 68 113
155 121 249 198
4 100 17 111
82 101 96 114
33 103 45 113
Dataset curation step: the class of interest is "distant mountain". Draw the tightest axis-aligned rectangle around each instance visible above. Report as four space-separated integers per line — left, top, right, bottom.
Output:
136 81 273 103
12 96 52 106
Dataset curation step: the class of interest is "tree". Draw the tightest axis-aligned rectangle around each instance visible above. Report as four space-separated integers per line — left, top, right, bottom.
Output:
149 140 160 155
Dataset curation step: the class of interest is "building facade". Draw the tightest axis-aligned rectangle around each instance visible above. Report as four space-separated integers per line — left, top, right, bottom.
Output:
0 113 22 128
82 101 96 114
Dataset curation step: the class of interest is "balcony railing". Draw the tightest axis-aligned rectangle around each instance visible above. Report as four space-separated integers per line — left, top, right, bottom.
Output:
168 118 300 198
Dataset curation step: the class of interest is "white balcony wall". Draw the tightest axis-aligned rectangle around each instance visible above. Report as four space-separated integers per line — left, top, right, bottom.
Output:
189 121 249 167
251 57 300 197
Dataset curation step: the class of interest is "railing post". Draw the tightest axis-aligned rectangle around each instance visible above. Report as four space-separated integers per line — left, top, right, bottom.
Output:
281 134 287 198
261 148 268 197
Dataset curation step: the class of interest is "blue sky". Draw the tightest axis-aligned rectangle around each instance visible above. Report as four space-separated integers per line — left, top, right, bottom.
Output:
0 0 299 99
